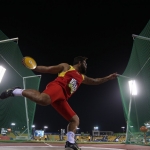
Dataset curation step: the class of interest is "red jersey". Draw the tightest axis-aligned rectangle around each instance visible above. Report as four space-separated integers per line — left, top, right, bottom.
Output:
51 65 84 99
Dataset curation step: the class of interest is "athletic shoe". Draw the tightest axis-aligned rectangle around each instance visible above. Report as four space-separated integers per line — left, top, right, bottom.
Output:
0 87 21 99
65 141 81 150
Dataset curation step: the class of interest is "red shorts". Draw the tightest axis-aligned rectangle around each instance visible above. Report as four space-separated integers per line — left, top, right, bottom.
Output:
42 82 76 121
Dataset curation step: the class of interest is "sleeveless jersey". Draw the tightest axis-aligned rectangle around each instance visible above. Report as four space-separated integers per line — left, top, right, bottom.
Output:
51 65 84 99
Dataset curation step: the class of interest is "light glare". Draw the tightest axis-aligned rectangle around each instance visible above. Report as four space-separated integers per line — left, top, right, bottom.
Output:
0 66 6 83
128 80 137 95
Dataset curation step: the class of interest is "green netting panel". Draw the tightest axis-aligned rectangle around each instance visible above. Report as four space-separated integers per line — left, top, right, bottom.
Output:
0 30 41 138
118 20 150 145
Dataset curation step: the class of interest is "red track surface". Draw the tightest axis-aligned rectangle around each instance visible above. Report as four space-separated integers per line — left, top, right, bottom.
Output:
0 142 150 150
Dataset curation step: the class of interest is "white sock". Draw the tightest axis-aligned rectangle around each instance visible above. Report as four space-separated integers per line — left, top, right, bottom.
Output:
12 89 24 96
67 131 75 143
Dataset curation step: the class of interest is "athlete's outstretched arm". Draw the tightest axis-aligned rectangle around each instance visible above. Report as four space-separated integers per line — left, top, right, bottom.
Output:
82 73 117 85
33 63 68 74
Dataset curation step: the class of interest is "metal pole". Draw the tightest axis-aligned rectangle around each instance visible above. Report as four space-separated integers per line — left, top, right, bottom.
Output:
132 34 150 41
125 93 132 143
126 80 135 143
23 75 41 79
0 37 18 43
22 75 41 140
117 74 132 79
23 77 30 140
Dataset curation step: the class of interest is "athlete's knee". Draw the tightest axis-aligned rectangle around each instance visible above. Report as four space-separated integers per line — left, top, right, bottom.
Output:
39 93 51 106
70 115 80 126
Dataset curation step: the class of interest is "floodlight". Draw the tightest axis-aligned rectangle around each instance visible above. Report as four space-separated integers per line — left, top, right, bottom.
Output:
44 126 48 129
128 80 137 95
32 125 35 128
11 123 15 126
0 66 6 83
94 126 98 130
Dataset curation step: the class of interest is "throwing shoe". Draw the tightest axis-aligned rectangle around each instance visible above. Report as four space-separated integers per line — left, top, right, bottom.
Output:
0 87 21 99
65 141 81 150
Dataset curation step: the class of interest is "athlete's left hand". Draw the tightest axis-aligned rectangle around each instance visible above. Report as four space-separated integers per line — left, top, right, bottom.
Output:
108 73 117 80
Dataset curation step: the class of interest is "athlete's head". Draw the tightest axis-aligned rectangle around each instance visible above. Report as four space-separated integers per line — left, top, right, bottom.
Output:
73 56 88 74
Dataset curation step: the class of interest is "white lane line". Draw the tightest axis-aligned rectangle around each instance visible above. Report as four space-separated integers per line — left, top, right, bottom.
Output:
0 146 126 150
81 147 125 150
43 141 53 147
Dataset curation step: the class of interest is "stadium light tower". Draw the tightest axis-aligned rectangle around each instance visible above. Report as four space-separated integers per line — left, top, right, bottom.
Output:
76 127 80 133
121 127 125 133
31 125 35 139
0 66 6 83
11 123 16 131
44 126 48 131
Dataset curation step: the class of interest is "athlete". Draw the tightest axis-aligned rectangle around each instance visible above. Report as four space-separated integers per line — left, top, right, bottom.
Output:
0 56 117 150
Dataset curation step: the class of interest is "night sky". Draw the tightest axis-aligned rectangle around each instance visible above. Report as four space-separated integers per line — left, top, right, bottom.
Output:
0 1 150 134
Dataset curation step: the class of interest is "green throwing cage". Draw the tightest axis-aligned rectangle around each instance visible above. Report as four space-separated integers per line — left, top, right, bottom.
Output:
118 20 150 145
0 30 41 140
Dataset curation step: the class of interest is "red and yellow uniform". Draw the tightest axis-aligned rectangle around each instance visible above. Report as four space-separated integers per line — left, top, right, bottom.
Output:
43 66 84 121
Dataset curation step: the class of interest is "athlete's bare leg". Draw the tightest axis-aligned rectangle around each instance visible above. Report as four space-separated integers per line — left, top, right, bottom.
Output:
22 89 51 106
65 115 80 148
67 115 79 133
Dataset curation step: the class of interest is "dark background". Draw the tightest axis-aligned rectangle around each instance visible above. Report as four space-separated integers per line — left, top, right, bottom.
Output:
0 1 150 134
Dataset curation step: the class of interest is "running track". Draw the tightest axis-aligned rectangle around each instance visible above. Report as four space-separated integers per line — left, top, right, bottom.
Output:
0 142 150 150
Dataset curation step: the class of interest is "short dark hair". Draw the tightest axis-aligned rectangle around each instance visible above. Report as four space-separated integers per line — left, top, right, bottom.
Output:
73 56 88 65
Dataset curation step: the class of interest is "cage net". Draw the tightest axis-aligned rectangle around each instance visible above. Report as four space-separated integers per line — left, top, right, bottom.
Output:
118 20 150 145
0 30 41 139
